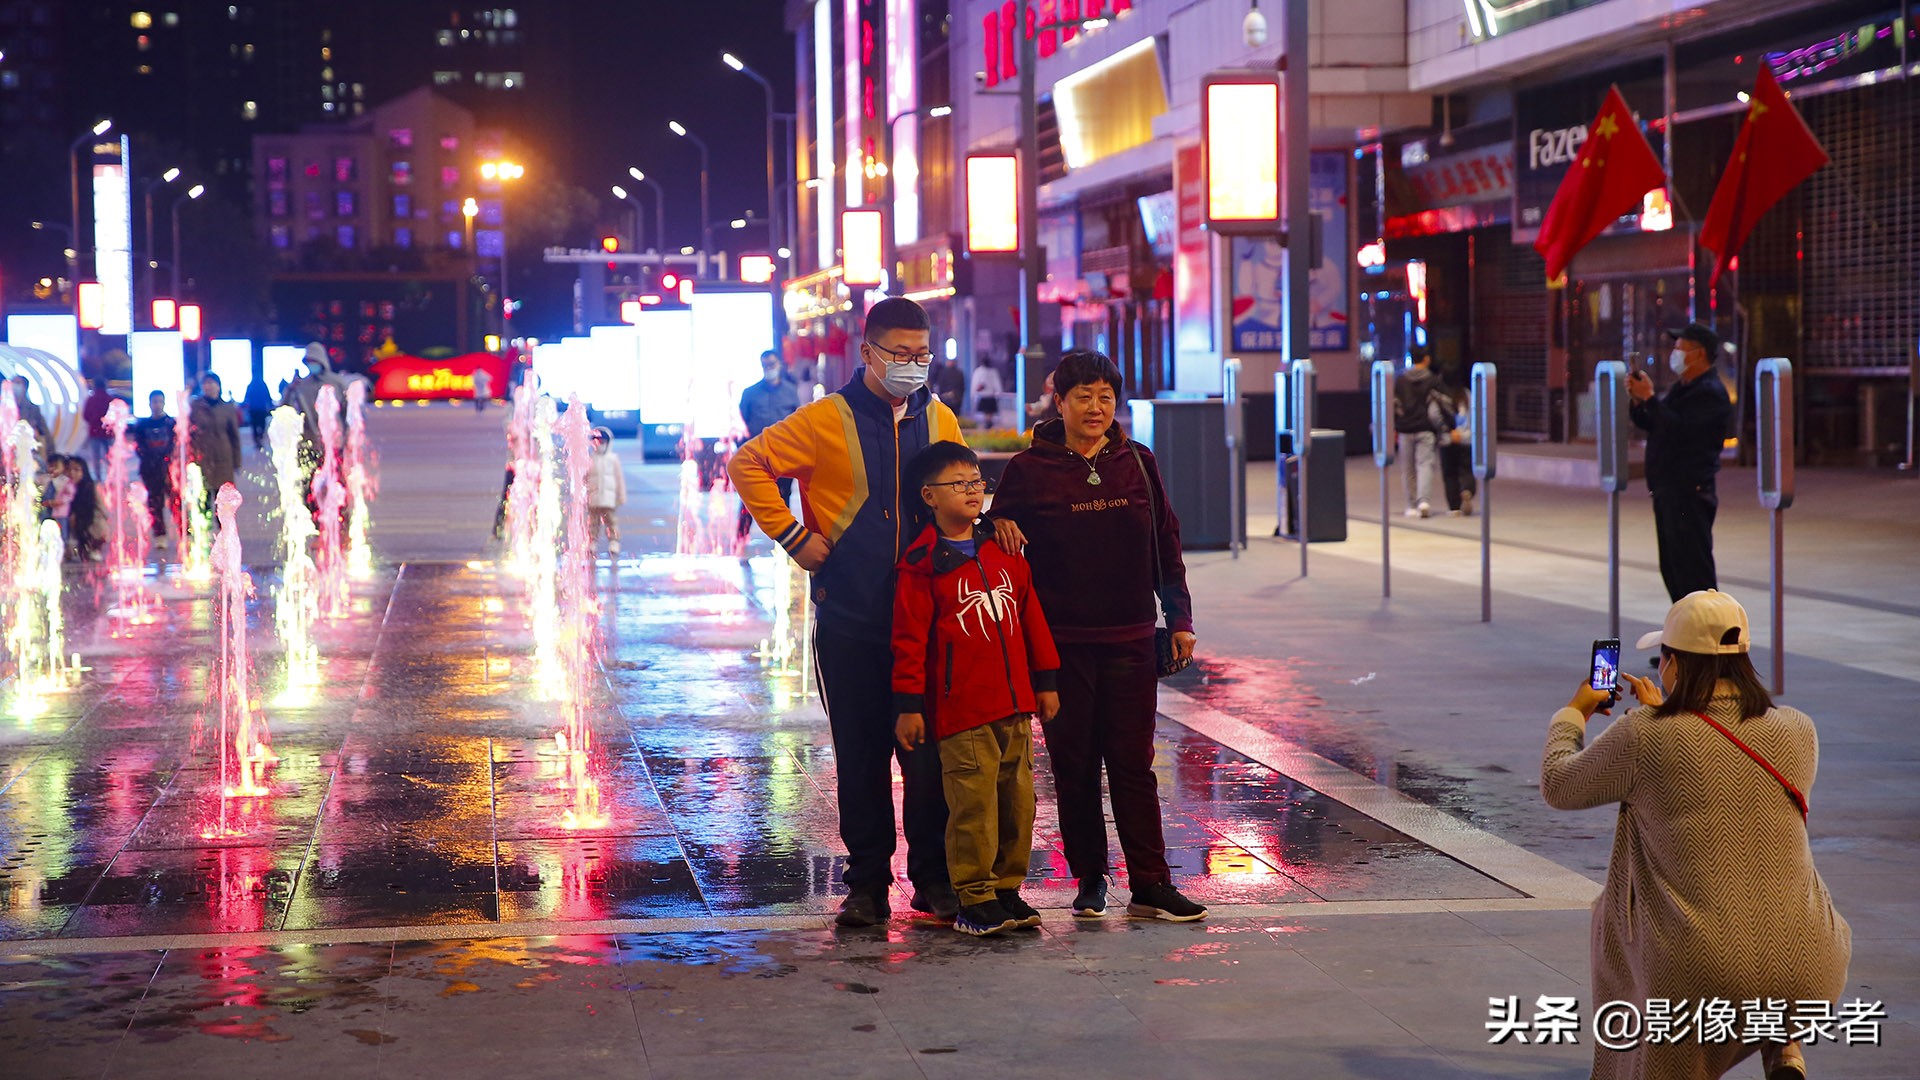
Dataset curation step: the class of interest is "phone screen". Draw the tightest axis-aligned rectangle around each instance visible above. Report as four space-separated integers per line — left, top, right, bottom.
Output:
1589 639 1622 691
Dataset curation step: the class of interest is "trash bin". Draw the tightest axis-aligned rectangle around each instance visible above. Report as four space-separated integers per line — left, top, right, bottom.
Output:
1127 396 1244 550
1276 428 1348 541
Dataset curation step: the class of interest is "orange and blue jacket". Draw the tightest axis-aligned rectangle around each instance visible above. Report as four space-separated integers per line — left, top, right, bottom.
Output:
728 374 964 640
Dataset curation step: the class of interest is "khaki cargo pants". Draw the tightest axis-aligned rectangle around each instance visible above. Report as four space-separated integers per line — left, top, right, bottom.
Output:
938 714 1035 906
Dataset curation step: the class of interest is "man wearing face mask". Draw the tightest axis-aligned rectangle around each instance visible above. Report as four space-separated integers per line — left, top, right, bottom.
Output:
729 298 966 928
736 350 801 542
1628 322 1734 602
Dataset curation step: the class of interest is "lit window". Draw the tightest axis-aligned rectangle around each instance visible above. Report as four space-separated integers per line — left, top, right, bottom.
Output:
337 225 355 248
268 190 288 217
136 34 150 50
131 11 153 29
436 30 453 46
268 157 287 184
434 70 457 85
321 84 334 101
440 135 459 151
391 161 412 186
389 128 412 149
504 71 524 89
337 191 356 217
271 225 290 249
323 102 335 112
242 43 254 57
393 194 411 218
321 46 331 60
242 100 257 120
137 64 152 75
352 84 364 99
503 9 518 28
440 166 460 189
321 66 333 81
447 231 464 249
228 5 238 18
305 161 320 178
163 12 178 26
395 227 412 248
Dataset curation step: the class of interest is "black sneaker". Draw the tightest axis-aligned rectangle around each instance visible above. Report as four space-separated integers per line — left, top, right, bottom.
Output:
1071 877 1107 919
834 890 889 928
1126 881 1207 922
910 881 959 920
995 890 1042 929
953 899 1016 937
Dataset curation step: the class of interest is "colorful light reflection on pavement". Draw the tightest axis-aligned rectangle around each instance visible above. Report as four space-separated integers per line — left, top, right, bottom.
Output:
0 551 1514 944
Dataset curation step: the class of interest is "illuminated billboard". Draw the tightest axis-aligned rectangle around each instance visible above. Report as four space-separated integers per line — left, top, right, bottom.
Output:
965 154 1019 254
129 331 186 417
842 210 884 286
1202 73 1283 232
209 339 253 396
92 136 134 336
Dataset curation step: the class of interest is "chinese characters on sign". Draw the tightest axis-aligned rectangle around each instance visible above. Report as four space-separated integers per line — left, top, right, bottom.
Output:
1487 996 1887 1050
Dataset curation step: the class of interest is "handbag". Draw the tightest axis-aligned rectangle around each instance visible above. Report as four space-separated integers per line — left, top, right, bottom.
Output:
1126 442 1191 679
1690 710 1809 819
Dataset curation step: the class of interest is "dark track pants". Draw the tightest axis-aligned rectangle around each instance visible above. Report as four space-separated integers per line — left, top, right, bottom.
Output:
815 623 948 895
1043 637 1170 886
1653 485 1718 603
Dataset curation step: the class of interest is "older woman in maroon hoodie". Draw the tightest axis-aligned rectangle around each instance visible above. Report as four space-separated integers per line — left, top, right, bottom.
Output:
989 350 1204 922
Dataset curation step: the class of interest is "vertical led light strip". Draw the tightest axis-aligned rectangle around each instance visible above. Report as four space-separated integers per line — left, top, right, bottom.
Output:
886 0 918 248
92 136 134 337
844 0 863 211
816 0 836 268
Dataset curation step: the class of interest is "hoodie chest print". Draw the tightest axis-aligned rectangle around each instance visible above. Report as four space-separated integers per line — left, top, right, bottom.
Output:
952 569 1015 639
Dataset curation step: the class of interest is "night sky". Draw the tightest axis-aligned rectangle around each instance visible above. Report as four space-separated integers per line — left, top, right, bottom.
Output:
570 2 796 250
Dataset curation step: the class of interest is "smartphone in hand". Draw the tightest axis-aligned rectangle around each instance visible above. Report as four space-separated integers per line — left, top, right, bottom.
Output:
1589 638 1622 692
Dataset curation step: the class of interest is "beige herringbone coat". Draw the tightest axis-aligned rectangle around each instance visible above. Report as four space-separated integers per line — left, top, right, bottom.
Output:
1542 687 1851 1080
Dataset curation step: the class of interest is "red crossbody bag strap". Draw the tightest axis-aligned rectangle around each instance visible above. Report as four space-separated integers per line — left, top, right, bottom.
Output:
1689 710 1809 819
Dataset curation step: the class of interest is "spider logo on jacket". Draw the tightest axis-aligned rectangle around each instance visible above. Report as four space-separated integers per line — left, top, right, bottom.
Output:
954 570 1016 639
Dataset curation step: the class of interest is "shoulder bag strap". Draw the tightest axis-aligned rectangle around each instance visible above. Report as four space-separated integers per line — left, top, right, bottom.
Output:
1689 710 1809 819
1125 441 1164 596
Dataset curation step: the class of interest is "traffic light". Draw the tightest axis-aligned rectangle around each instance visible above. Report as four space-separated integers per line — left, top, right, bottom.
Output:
601 235 620 253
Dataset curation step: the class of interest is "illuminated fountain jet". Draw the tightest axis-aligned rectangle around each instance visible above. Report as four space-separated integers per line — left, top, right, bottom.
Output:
344 380 376 579
552 397 606 830
313 384 348 618
173 389 212 584
205 482 274 837
102 401 158 629
266 407 320 700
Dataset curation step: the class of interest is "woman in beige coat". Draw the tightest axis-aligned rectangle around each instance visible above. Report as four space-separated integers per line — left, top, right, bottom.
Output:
1542 590 1849 1080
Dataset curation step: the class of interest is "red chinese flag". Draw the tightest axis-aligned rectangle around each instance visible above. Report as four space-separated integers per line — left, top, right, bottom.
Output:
1533 86 1669 281
1700 65 1828 286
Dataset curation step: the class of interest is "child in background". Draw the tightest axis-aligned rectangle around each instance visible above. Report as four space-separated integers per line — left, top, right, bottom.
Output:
585 426 626 556
892 441 1060 937
65 457 106 561
42 454 76 544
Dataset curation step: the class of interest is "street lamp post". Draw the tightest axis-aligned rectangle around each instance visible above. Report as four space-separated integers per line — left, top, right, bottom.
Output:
68 119 112 309
169 184 205 300
626 168 666 253
668 121 711 277
723 52 787 345
143 167 181 313
883 104 953 294
611 185 645 252
463 197 479 348
480 160 525 335
1009 16 1109 409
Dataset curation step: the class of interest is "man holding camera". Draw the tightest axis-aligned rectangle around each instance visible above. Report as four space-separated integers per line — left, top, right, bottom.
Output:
1629 323 1733 603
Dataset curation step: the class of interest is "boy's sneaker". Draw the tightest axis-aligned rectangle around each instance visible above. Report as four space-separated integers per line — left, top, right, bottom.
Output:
953 899 1017 937
1417 500 1432 518
995 890 1042 929
1126 882 1208 922
1071 877 1107 919
834 890 889 928
910 881 960 920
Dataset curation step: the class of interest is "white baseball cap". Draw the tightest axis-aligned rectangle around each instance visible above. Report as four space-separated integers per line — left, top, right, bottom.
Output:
1636 589 1751 654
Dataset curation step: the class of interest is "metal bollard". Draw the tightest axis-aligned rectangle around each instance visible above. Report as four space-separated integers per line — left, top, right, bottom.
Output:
1756 358 1794 694
1225 358 1244 560
1291 358 1316 578
1370 360 1396 598
1594 361 1630 638
1470 363 1497 623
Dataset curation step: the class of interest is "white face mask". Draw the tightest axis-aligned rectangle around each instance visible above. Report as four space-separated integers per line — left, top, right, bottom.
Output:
874 355 928 399
1668 348 1689 375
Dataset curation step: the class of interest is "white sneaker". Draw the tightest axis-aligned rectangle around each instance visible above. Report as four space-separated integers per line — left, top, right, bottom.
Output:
1417 501 1432 518
1447 509 1464 517
1402 508 1421 518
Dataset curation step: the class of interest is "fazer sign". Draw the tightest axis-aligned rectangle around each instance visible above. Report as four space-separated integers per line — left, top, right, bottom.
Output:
1512 64 1662 244
1527 124 1588 171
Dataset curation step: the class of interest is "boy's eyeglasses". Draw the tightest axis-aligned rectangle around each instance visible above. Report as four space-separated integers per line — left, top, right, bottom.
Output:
926 479 987 493
865 342 934 366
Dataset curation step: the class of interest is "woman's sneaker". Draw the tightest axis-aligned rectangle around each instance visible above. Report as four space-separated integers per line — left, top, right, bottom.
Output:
995 890 1042 929
1071 877 1107 918
953 899 1017 937
1126 882 1208 922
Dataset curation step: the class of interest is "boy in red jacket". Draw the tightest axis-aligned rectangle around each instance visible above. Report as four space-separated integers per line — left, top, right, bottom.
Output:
893 442 1060 936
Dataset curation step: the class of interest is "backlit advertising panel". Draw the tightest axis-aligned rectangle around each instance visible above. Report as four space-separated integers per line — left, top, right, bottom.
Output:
92 136 134 336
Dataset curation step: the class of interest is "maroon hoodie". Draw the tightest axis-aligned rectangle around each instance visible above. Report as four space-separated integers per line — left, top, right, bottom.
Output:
988 418 1193 644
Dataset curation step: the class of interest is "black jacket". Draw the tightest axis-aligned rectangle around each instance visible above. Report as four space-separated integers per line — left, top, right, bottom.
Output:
1393 366 1449 434
1630 371 1733 493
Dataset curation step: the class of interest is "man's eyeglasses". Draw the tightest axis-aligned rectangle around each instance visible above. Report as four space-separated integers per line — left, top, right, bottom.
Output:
926 479 987 493
865 341 934 366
